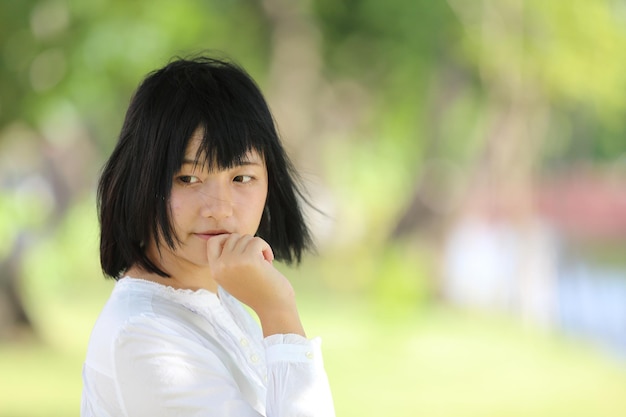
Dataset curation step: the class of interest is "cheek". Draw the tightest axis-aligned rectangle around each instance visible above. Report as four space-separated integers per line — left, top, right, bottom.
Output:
253 190 268 225
169 194 189 228
236 189 267 231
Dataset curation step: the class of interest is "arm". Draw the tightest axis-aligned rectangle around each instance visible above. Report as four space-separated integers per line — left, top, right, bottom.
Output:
113 316 265 417
207 234 335 416
207 234 305 338
264 334 335 417
113 315 334 417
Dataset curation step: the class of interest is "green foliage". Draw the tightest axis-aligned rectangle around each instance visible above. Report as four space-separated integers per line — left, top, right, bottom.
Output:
312 0 459 79
312 0 463 162
0 0 272 150
312 0 626 170
526 0 626 119
369 242 434 314
22 195 101 292
322 136 416 238
0 189 50 258
450 0 626 165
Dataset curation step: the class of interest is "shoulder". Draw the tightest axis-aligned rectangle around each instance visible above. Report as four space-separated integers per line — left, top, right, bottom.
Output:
84 278 223 374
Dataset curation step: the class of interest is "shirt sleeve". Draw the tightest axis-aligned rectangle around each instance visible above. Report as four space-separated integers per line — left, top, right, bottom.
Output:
112 316 334 417
264 334 336 417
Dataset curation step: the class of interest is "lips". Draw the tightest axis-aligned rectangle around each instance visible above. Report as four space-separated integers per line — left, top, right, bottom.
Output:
194 230 230 240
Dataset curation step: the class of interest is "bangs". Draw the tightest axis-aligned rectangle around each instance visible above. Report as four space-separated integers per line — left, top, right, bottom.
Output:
191 120 266 172
168 60 275 172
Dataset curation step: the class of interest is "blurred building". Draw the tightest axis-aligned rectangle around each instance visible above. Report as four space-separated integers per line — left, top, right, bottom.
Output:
443 171 626 358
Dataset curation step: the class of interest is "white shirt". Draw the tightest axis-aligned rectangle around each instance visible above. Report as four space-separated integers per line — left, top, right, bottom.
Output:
81 277 335 417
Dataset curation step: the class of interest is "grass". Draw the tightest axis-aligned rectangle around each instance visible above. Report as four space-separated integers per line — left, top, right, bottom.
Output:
1 288 626 417
0 343 82 417
305 296 626 417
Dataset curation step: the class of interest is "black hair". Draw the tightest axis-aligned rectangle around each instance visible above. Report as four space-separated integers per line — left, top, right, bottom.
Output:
98 55 313 279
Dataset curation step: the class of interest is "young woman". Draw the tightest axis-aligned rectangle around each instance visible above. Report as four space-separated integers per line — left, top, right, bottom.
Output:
81 56 335 417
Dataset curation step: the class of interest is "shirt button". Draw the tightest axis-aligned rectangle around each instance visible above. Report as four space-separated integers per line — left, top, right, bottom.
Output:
240 338 249 347
305 351 314 359
250 354 260 363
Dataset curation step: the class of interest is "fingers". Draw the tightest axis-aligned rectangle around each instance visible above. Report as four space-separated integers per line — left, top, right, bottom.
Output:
206 233 230 261
221 233 248 255
261 245 274 263
207 233 274 263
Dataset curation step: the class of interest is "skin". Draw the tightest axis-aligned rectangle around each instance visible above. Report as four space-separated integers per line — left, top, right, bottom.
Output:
126 130 305 337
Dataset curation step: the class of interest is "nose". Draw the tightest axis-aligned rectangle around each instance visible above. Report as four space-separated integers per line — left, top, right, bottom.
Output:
199 183 233 220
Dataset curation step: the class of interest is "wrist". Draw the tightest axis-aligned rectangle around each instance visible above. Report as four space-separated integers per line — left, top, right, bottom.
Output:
257 306 306 338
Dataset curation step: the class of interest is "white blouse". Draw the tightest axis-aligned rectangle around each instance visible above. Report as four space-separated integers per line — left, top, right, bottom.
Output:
81 277 335 417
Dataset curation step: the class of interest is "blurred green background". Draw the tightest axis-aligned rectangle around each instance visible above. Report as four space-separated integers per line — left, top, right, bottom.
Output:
2 0 626 416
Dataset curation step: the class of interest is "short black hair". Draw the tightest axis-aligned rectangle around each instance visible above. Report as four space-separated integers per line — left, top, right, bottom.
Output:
98 55 313 279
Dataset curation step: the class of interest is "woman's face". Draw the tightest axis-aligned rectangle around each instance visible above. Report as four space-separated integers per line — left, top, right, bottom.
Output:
148 131 269 272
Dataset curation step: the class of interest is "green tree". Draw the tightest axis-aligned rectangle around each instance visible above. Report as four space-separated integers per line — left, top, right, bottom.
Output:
0 0 272 338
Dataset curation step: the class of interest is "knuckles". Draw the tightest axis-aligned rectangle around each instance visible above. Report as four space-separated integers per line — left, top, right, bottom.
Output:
208 234 270 281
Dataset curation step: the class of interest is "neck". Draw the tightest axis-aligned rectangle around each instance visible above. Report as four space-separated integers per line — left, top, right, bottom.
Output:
126 241 219 293
124 263 219 293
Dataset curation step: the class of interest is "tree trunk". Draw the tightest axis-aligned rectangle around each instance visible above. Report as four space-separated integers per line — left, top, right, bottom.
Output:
0 234 33 340
0 134 87 341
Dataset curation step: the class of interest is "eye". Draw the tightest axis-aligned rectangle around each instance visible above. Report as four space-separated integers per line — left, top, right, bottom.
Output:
178 175 200 184
233 175 253 183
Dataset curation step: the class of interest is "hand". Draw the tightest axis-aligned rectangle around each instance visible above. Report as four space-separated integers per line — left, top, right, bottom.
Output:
207 234 305 337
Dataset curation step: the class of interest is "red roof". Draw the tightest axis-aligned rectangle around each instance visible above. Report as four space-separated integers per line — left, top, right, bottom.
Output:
535 175 626 241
